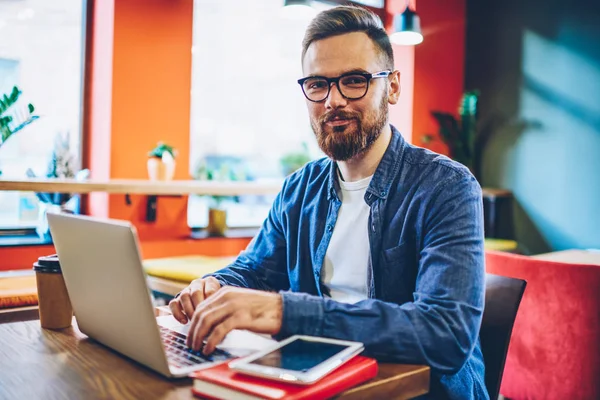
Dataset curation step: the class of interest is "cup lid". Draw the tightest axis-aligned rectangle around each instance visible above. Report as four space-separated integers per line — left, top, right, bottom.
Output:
33 254 61 273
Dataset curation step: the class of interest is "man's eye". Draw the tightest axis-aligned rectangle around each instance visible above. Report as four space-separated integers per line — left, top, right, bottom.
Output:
341 76 367 86
308 80 327 90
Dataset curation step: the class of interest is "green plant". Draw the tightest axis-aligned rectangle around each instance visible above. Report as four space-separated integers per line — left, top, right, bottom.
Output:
194 160 244 209
280 142 311 176
422 91 479 174
0 86 37 146
0 86 38 176
148 141 177 159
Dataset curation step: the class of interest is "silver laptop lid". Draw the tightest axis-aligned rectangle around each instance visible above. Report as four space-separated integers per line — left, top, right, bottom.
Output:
47 212 171 376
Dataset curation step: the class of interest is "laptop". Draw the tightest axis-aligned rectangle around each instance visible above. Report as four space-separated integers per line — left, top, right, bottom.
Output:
46 212 275 378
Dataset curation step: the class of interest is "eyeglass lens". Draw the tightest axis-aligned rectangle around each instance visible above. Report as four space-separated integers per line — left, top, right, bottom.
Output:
302 74 369 101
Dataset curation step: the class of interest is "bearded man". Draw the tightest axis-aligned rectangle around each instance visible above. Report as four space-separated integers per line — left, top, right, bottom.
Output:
170 6 487 399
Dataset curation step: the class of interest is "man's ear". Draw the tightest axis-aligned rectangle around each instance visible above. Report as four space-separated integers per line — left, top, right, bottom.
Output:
388 70 401 105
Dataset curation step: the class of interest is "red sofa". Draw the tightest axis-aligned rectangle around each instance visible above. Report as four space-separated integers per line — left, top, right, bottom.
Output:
485 250 600 399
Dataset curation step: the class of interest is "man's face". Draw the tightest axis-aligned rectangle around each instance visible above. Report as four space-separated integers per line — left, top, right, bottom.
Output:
302 32 396 161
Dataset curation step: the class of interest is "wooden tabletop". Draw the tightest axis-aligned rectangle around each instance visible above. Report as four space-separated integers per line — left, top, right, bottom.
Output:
0 178 282 196
0 319 429 399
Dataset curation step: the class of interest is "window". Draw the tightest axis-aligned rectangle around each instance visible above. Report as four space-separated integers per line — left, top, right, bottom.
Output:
188 0 324 228
0 0 85 230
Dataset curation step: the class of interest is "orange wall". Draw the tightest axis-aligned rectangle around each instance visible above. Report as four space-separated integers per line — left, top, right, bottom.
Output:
413 0 466 156
104 0 193 240
386 0 466 146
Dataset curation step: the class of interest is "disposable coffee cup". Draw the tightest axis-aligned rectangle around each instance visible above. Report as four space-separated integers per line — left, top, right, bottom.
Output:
33 254 73 329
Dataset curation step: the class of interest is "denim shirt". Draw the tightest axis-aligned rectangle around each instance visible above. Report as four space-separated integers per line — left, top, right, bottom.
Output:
209 125 488 400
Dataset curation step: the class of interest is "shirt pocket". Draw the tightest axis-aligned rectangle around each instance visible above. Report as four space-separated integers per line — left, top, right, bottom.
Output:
380 242 417 303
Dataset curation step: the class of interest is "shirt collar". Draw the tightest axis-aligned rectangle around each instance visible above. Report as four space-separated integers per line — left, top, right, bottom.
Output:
327 124 407 202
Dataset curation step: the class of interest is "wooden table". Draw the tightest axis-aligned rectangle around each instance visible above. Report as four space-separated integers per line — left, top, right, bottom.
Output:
0 319 429 400
531 249 600 265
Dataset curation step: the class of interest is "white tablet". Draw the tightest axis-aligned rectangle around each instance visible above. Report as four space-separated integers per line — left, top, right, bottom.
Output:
228 335 364 385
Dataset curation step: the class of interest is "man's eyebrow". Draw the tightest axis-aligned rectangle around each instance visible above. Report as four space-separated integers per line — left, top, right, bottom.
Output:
340 68 370 75
305 68 370 78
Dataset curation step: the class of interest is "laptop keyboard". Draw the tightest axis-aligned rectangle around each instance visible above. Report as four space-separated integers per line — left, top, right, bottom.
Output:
159 326 232 368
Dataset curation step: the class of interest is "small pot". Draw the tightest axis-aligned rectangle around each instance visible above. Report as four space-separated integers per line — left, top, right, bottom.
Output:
207 208 227 237
147 157 176 181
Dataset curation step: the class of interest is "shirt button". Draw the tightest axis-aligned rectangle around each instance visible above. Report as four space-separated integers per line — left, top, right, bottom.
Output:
327 225 333 232
380 190 387 196
371 224 375 232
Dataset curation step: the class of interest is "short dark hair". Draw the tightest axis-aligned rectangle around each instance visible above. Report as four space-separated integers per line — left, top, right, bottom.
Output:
301 6 394 70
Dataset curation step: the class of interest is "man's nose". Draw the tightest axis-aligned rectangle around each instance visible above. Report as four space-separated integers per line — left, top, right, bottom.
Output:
325 82 347 109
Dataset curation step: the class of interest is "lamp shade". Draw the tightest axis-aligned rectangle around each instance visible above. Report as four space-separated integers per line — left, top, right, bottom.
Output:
390 7 423 45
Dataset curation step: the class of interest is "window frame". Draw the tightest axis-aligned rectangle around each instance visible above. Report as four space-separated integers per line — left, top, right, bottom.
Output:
0 0 91 240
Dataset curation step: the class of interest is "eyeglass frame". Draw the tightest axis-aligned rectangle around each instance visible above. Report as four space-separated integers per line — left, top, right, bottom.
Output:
297 70 392 102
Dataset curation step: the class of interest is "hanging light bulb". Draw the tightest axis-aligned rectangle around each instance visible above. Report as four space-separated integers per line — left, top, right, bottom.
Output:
390 3 423 45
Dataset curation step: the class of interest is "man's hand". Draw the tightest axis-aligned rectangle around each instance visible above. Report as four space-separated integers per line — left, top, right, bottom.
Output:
168 277 222 324
186 287 283 355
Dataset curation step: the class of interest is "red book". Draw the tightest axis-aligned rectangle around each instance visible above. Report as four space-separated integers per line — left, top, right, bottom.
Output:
190 355 378 400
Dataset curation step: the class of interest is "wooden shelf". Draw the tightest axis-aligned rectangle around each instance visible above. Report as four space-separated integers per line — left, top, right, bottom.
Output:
0 178 283 196
1 178 512 198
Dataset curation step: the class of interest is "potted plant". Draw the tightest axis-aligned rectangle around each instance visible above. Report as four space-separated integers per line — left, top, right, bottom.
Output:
147 141 177 181
194 159 243 237
422 91 479 176
35 132 82 239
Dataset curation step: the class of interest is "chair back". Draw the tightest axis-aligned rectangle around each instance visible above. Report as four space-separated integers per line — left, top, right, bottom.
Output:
481 273 527 400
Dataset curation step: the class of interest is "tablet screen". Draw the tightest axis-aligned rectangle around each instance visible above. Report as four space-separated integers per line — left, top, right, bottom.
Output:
248 338 350 372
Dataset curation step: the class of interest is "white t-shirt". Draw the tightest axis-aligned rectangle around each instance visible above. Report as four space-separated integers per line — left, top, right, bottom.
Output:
321 173 372 304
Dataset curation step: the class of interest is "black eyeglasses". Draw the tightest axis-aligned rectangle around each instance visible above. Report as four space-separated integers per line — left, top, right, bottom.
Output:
297 70 391 102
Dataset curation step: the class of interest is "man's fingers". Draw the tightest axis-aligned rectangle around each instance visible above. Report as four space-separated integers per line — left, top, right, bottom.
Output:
204 277 221 298
189 277 220 308
179 291 195 320
168 298 187 324
190 285 205 309
189 302 230 351
193 304 225 350
203 317 235 355
185 280 221 348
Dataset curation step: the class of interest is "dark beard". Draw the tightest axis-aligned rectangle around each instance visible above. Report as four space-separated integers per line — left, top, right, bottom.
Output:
311 94 388 161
